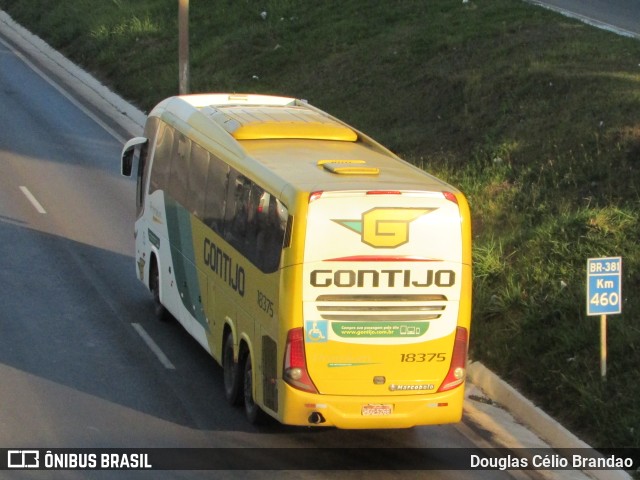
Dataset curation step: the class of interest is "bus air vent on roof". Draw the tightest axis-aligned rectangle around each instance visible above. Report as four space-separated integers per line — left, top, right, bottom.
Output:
318 159 380 176
204 106 358 141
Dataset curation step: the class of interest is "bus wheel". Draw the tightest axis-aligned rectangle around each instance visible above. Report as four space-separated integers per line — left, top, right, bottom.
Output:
243 354 265 424
150 261 169 322
223 334 242 406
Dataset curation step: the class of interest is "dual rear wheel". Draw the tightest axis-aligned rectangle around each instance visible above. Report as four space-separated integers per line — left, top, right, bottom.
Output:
222 334 265 424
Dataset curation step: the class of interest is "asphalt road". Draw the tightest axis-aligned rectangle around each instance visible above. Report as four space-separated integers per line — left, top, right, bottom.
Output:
0 29 520 480
529 0 640 37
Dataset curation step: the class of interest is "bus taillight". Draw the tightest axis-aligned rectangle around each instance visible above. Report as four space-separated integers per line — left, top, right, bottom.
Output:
437 327 468 392
443 191 459 204
309 191 323 203
284 328 318 393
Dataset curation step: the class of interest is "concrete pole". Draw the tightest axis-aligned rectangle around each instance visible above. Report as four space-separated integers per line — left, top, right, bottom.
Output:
178 0 189 95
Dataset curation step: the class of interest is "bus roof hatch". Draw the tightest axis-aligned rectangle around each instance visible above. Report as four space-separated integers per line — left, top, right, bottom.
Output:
202 106 358 142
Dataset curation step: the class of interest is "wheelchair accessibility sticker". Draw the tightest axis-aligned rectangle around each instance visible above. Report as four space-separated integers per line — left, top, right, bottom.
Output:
305 321 328 342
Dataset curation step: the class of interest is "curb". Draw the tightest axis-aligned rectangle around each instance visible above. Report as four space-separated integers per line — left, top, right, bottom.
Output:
467 361 632 480
0 10 145 138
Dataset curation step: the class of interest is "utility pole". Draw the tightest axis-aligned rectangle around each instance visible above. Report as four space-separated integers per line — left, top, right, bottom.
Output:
178 0 189 94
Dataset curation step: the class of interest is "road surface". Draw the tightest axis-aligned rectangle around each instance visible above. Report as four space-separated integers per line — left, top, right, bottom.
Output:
529 0 640 37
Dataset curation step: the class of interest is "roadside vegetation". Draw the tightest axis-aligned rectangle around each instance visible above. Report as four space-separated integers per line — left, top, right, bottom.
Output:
2 0 639 448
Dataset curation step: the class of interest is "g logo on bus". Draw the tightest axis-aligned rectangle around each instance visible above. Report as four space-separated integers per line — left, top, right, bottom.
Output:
333 208 435 248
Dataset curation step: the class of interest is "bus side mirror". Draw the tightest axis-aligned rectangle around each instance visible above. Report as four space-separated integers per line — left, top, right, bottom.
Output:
121 136 148 177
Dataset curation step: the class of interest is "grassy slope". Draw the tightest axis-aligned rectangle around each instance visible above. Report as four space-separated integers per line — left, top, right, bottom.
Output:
2 0 639 447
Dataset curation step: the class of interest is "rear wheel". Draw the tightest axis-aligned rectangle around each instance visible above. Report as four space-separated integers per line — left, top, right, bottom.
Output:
223 334 242 406
149 260 169 322
243 354 265 424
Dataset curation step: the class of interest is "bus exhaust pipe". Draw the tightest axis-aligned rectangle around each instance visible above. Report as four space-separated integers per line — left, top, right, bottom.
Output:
308 412 326 425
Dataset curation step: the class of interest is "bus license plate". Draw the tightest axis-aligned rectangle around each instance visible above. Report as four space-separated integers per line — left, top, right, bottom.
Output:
362 404 393 416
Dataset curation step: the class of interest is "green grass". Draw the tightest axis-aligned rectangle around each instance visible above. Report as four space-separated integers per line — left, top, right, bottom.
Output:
2 0 639 448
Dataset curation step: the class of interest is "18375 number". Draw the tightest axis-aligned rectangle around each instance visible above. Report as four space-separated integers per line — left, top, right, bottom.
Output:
257 290 274 317
400 353 446 363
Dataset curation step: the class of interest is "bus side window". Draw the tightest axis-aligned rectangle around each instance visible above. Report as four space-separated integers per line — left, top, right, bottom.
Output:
149 123 175 195
203 154 229 234
188 143 209 218
169 133 191 207
244 182 265 265
223 173 251 247
136 117 159 217
257 196 288 273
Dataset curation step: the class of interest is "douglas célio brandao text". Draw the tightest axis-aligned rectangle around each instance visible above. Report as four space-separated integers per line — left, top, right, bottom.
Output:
470 453 634 471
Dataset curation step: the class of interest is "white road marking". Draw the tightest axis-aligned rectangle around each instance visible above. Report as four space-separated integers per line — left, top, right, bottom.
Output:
19 186 47 214
131 323 176 370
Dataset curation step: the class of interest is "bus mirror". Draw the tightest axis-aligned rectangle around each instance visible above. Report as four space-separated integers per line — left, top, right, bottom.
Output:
121 136 148 177
121 149 134 177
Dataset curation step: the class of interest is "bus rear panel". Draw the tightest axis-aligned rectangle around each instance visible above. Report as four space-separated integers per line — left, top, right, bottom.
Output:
283 189 471 428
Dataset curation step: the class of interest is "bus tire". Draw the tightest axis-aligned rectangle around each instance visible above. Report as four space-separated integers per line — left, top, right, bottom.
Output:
150 260 169 322
243 353 265 424
223 334 242 406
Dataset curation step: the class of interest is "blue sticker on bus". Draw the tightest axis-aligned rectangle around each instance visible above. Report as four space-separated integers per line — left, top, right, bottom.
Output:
305 320 328 343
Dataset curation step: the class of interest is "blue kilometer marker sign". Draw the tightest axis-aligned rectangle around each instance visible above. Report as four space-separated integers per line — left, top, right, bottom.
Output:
587 257 622 316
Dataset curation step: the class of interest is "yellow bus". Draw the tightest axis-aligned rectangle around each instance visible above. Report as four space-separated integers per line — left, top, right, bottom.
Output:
121 94 472 428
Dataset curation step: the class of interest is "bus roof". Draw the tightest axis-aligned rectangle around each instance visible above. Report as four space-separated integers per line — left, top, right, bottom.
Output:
149 94 457 199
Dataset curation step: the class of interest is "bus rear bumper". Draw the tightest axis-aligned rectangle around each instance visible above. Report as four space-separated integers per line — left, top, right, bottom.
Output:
279 384 466 429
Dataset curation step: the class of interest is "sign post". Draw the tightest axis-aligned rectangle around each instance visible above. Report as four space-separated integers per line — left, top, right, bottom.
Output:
586 257 622 380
